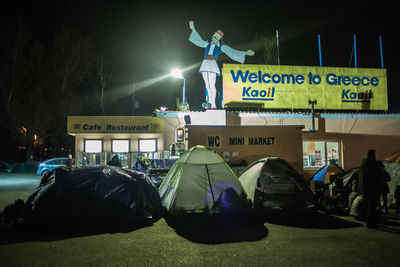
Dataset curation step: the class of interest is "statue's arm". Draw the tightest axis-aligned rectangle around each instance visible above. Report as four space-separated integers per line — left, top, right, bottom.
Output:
188 21 208 48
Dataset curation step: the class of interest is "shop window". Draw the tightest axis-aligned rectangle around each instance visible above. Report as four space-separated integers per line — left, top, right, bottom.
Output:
326 142 340 166
84 140 103 153
112 140 130 153
139 139 157 153
176 128 184 143
303 141 340 168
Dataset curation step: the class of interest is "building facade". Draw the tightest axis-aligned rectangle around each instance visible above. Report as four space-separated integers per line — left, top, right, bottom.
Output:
67 111 400 180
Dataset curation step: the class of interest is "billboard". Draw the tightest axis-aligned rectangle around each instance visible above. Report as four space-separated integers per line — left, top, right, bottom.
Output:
222 64 388 110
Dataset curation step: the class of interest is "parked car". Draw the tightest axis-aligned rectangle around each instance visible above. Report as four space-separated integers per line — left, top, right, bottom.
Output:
36 158 68 176
0 160 13 173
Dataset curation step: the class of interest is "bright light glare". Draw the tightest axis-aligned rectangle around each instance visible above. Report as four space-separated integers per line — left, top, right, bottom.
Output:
107 62 200 100
139 139 157 152
85 140 102 153
112 140 129 153
170 68 184 79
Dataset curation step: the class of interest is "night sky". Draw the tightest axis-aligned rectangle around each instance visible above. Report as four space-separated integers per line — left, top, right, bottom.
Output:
4 0 400 113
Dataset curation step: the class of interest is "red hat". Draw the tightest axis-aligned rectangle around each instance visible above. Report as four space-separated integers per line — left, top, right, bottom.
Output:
215 30 224 38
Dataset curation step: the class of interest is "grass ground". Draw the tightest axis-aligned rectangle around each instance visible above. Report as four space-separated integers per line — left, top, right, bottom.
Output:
1 173 400 266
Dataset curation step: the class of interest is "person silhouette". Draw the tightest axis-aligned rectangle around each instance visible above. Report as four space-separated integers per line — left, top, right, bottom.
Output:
358 149 385 228
188 21 254 109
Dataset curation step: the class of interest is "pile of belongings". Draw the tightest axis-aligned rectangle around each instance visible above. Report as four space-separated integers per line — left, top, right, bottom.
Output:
133 158 177 174
238 157 316 216
133 158 177 187
339 153 400 218
314 167 359 215
23 166 163 227
159 146 252 224
315 162 397 218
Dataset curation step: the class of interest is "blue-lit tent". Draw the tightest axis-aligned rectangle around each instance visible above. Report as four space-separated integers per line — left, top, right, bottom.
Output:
159 146 251 216
312 165 344 184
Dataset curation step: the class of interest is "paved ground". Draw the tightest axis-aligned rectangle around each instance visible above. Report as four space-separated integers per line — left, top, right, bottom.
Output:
1 173 400 266
0 173 41 211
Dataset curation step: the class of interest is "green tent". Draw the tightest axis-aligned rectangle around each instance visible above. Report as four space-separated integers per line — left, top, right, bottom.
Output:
159 146 250 216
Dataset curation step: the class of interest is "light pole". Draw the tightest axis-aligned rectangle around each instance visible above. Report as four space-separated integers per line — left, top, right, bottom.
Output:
308 100 317 132
170 68 189 111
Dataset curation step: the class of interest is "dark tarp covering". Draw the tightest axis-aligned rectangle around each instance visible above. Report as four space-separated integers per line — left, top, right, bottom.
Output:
239 157 316 215
24 166 163 226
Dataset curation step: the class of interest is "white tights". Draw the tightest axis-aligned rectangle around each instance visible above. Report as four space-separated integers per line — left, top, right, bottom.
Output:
202 72 217 108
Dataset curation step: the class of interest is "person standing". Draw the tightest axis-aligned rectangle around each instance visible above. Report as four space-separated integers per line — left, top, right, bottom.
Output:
66 154 73 170
358 149 384 228
108 155 122 167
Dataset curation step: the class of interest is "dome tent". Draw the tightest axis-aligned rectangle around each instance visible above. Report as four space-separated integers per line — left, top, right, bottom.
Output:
239 157 316 215
159 146 251 217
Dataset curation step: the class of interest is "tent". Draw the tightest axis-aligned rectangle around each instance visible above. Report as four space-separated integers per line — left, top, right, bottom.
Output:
239 157 316 214
24 166 163 226
383 151 400 205
312 165 344 184
383 161 400 205
384 150 400 164
158 146 251 216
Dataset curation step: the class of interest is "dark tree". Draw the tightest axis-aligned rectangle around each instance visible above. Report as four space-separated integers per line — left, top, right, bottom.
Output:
0 19 95 161
90 55 113 115
0 18 33 135
254 34 279 65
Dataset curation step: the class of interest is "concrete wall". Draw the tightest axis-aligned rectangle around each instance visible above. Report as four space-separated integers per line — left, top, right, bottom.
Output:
303 130 400 169
309 117 400 169
227 113 400 170
161 117 185 151
187 125 304 173
323 116 400 137
68 113 400 175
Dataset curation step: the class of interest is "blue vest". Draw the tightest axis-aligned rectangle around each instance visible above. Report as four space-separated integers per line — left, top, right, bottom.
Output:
204 43 222 59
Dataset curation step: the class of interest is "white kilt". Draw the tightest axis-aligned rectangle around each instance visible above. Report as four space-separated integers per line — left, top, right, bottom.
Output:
199 59 220 75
